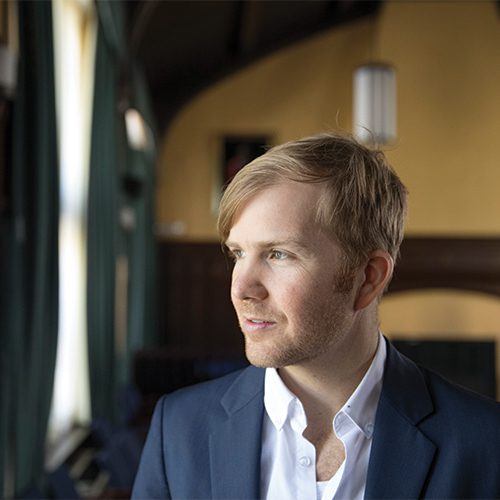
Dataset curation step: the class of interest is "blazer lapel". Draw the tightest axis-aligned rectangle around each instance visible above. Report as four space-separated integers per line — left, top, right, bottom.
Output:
365 341 436 499
209 366 265 499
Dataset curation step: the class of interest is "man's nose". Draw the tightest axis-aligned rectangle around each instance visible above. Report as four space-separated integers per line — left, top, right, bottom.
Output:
231 263 268 301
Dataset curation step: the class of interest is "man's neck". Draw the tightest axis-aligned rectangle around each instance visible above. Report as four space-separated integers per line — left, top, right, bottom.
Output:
277 328 379 424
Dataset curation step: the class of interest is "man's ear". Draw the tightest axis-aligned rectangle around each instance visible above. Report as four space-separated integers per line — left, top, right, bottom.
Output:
354 250 394 311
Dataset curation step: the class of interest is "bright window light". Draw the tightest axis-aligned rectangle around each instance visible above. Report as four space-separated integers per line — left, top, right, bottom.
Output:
48 0 96 449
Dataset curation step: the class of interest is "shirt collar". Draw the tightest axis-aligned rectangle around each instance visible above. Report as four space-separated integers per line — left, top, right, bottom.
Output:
264 333 387 437
340 332 386 438
264 365 297 431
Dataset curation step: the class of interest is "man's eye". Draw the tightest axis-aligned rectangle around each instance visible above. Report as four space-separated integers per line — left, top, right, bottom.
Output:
229 249 244 261
270 249 288 260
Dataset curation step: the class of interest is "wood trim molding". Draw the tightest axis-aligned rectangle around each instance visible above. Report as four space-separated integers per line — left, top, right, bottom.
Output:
389 237 500 297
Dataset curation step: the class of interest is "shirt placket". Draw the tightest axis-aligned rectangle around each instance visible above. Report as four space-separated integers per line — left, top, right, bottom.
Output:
326 412 365 500
290 400 317 500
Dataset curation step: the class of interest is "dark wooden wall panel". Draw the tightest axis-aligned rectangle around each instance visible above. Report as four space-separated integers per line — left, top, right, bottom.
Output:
391 237 500 296
157 241 243 357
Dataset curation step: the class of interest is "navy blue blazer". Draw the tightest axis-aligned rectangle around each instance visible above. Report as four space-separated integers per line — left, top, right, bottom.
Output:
132 340 500 499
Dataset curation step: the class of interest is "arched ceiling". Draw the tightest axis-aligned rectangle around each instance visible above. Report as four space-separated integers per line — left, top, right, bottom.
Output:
125 0 381 133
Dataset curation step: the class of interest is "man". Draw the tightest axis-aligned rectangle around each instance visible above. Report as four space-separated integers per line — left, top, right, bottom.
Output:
133 133 500 499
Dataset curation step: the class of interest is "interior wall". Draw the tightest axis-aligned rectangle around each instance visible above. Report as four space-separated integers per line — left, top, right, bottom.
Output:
378 1 500 235
155 1 500 395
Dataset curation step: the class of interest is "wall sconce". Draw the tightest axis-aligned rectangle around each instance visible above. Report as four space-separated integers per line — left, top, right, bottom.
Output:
125 107 148 151
353 63 396 146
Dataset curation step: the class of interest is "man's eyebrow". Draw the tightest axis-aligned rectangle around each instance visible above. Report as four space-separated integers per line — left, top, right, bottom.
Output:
224 239 239 248
225 238 312 251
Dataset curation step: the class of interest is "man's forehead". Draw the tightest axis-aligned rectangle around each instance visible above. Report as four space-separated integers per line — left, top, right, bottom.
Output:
231 180 324 218
226 184 331 251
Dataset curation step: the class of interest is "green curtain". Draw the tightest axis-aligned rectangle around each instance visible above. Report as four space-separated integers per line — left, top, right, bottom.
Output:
86 5 122 422
87 0 157 423
126 68 158 356
0 1 59 496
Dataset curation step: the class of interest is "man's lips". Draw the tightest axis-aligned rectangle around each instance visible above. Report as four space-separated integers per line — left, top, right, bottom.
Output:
243 317 277 332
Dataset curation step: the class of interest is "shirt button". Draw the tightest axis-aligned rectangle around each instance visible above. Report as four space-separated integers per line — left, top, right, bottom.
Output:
365 423 374 437
299 456 312 467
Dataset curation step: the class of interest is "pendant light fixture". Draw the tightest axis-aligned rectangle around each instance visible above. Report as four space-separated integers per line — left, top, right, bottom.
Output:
353 62 396 146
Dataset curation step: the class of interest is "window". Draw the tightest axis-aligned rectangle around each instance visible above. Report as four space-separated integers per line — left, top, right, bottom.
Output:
48 0 96 448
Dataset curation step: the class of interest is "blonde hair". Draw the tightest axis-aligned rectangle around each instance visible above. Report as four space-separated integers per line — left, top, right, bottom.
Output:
218 132 408 268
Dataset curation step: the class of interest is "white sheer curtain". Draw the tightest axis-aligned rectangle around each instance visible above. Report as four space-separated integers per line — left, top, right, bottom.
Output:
47 0 96 449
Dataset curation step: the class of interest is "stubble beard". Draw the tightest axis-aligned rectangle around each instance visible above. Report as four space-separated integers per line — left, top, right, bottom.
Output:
241 290 354 369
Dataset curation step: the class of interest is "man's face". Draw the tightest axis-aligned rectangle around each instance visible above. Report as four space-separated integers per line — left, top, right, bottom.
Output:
226 181 359 369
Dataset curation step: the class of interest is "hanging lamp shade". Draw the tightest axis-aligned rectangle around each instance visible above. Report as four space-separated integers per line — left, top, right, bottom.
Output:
353 63 396 146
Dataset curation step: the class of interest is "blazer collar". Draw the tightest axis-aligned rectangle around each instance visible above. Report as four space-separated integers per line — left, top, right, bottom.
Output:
220 365 265 415
365 339 436 499
210 366 265 499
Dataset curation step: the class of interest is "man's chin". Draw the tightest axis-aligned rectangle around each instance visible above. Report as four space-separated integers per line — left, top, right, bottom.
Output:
245 352 274 369
244 344 297 369
244 347 279 369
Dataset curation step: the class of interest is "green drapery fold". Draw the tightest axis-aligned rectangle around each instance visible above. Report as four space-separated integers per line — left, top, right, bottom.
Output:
87 0 157 423
87 13 121 422
0 1 59 495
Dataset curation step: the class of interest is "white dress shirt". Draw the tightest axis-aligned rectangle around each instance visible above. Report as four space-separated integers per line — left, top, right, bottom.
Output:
260 334 387 500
